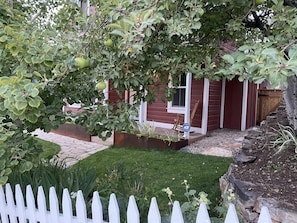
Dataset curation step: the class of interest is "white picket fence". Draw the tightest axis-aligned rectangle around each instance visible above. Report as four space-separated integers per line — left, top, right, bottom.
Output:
0 183 272 223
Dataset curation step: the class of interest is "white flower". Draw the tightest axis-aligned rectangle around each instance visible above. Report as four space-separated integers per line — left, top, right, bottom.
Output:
162 187 173 196
70 192 77 199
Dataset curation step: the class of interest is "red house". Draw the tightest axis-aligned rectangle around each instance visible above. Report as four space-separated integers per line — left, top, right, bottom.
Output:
63 75 258 135
65 3 259 136
140 75 258 135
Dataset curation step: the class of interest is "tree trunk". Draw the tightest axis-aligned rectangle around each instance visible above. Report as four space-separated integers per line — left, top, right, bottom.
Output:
283 75 297 131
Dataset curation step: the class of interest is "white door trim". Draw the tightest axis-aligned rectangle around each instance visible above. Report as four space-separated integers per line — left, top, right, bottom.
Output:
220 78 226 129
201 78 210 135
241 79 249 131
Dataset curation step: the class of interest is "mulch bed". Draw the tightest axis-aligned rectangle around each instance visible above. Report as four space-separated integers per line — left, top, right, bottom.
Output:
232 106 297 210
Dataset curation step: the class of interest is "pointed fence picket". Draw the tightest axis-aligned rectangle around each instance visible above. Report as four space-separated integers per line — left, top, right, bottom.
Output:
0 183 273 223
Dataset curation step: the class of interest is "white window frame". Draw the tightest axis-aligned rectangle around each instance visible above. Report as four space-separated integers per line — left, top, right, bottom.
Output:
167 74 187 114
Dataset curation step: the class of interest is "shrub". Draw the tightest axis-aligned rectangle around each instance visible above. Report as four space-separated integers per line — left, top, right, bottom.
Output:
8 158 97 215
273 123 297 154
95 163 151 222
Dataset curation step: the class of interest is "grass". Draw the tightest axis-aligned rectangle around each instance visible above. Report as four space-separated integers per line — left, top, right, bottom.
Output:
73 146 232 215
35 137 61 159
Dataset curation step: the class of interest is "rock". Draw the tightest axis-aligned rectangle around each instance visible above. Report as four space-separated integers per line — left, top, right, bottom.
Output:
255 197 297 223
219 174 229 194
236 199 259 222
242 139 255 152
232 179 262 208
246 127 262 138
233 151 257 164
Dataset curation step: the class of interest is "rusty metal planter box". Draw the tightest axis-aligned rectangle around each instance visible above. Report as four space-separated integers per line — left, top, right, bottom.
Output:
51 123 91 142
113 132 188 150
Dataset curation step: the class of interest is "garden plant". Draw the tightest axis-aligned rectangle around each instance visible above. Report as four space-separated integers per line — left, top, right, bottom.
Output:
1 0 297 197
8 146 232 222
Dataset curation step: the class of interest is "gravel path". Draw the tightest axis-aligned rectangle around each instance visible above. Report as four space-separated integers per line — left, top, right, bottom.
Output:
185 128 248 157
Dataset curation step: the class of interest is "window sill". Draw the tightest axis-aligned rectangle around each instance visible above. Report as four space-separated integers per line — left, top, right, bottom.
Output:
167 107 185 114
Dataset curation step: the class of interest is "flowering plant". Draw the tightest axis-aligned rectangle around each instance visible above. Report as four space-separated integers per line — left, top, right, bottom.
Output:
214 188 237 221
162 180 211 222
162 180 238 223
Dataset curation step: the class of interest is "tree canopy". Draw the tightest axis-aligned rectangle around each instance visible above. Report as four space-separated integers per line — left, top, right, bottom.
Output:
1 0 297 183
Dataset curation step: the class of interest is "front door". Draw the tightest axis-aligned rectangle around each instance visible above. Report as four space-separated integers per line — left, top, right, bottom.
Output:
223 79 243 130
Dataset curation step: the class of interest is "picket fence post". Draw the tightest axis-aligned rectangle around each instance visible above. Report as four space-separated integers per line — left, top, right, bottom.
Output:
49 186 60 222
148 197 161 223
224 203 240 223
92 191 104 223
258 206 273 223
29 186 39 221
171 201 184 223
15 185 26 223
0 185 8 223
127 195 140 223
37 186 48 223
0 184 274 223
109 193 120 223
196 202 211 223
62 188 73 223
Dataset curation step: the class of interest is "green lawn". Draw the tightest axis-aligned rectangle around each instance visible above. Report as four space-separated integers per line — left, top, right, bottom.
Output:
74 147 232 215
36 137 61 159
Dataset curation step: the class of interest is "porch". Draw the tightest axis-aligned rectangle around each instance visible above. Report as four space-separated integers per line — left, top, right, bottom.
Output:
154 127 205 144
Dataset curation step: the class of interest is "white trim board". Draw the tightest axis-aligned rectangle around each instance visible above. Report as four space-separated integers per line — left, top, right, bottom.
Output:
241 79 249 131
146 121 203 134
201 78 210 135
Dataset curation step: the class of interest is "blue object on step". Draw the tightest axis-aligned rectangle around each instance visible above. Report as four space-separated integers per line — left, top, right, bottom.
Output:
182 123 191 132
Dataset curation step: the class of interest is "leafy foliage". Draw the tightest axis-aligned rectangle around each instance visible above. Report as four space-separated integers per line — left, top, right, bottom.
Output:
1 0 297 182
272 123 297 154
8 159 98 215
216 1 297 88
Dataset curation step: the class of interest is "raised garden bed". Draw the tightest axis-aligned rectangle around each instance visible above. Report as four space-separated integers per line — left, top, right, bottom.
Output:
113 131 188 150
51 123 91 142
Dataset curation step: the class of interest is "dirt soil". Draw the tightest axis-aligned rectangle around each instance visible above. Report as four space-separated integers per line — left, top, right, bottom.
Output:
232 106 297 211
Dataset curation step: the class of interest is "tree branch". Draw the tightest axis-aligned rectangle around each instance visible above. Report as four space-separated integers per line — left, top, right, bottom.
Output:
284 0 297 7
243 11 266 32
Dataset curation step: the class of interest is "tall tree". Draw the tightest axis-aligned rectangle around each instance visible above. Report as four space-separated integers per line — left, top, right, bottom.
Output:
1 0 297 183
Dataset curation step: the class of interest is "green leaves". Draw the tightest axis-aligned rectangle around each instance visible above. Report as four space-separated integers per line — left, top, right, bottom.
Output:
222 55 235 64
15 101 27 110
19 161 34 173
28 97 41 108
261 48 279 55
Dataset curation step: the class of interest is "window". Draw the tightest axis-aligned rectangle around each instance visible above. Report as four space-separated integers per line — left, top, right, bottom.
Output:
172 74 186 107
167 74 187 114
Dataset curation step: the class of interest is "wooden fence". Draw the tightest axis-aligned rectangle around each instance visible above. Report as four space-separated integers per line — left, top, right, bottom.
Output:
257 89 283 123
0 184 272 223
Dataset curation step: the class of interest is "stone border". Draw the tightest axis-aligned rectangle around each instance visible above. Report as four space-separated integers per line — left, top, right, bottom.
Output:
220 110 297 223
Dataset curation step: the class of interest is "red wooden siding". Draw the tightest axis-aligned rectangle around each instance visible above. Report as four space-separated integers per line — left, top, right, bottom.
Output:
190 79 203 128
208 80 222 130
147 78 204 128
63 106 81 114
246 81 257 128
147 87 176 124
108 81 125 104
223 78 243 130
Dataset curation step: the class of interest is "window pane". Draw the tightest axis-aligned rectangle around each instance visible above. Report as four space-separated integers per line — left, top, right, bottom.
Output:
180 88 185 106
180 74 186 86
172 89 185 106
